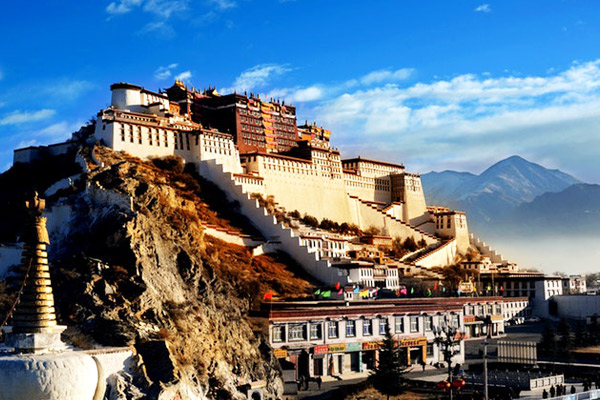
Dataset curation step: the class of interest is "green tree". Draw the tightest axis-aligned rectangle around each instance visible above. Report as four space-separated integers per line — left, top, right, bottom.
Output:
403 236 418 252
371 324 408 399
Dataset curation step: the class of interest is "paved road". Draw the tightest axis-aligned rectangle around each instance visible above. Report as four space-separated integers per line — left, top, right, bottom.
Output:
297 377 367 400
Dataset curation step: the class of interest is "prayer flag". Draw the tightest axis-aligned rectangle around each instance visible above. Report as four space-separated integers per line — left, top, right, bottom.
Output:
400 288 407 295
337 288 343 295
263 292 273 300
322 290 331 298
410 287 415 294
433 282 438 291
353 287 360 293
427 288 432 296
314 289 321 295
335 282 341 290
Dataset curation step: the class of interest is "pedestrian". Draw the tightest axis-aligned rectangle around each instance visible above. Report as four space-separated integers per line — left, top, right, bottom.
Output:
316 376 322 390
543 389 548 399
584 380 590 392
571 385 576 394
557 385 562 396
550 385 556 398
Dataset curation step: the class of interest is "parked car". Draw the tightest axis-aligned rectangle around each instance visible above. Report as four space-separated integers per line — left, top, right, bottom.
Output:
525 317 541 323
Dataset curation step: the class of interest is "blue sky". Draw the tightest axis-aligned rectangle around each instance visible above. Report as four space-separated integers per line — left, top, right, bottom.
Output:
2 0 600 183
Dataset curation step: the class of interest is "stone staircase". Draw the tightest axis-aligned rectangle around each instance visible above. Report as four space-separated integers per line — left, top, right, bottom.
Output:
470 233 506 264
348 195 439 244
197 159 348 286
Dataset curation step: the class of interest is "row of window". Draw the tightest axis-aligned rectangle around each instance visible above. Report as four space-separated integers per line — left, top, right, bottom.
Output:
272 314 460 343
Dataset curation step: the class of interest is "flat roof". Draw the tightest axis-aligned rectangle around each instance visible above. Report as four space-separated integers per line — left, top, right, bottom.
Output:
342 156 405 170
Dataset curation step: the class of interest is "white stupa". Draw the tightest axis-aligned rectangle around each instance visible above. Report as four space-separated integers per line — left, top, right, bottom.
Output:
0 194 104 400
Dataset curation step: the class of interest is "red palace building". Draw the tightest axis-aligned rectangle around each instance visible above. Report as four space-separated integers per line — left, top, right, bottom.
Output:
166 80 298 154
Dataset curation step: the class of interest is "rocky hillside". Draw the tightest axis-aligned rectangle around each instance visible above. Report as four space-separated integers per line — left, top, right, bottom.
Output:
0 142 315 399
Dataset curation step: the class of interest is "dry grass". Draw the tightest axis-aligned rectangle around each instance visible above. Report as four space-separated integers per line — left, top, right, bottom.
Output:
344 387 434 400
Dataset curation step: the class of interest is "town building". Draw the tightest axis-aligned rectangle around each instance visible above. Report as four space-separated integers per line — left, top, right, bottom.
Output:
266 296 527 379
561 275 587 294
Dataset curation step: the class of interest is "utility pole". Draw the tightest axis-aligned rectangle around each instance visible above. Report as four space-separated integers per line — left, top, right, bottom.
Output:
433 320 464 400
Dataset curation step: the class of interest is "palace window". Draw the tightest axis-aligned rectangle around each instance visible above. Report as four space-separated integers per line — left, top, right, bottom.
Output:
363 319 373 336
272 325 285 343
410 316 419 333
310 323 322 340
379 318 388 335
328 321 339 339
346 320 356 337
288 324 306 341
425 316 433 332
120 125 125 141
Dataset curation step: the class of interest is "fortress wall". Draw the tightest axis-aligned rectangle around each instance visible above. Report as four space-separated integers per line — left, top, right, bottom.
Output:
435 213 470 254
414 239 458 268
198 159 346 285
344 173 392 203
243 155 355 224
95 118 242 174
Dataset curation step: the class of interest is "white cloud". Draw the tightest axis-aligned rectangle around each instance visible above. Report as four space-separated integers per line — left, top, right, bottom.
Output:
175 70 192 81
154 63 179 80
225 64 291 93
474 4 491 13
359 68 415 85
42 80 94 100
209 0 236 10
106 0 188 18
143 0 188 18
302 60 600 182
106 0 143 15
0 109 55 126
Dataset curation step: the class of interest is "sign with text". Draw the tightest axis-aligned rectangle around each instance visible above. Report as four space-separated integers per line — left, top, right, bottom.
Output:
399 337 427 347
328 343 346 353
273 348 288 358
313 345 329 355
362 341 381 350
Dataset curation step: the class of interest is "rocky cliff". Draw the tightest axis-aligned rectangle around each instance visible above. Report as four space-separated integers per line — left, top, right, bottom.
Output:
0 142 315 399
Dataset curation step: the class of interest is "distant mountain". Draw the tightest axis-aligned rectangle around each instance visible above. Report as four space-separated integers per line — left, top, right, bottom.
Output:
506 183 600 233
421 155 583 231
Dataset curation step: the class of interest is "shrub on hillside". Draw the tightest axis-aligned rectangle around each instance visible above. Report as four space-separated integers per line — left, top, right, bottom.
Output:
151 155 185 174
301 214 319 228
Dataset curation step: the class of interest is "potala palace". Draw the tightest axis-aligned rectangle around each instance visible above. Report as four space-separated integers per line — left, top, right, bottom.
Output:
13 81 585 306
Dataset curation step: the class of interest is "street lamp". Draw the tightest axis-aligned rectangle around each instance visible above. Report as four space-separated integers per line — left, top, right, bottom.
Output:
433 320 464 400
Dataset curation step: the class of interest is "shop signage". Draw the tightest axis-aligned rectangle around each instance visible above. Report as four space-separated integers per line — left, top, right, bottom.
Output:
399 337 427 347
362 341 381 350
491 315 504 321
346 342 362 352
328 343 346 353
463 316 477 323
313 345 329 355
273 348 288 358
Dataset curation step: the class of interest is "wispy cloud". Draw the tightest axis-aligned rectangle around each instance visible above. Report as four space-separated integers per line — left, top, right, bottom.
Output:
106 0 188 17
41 80 94 100
358 68 415 85
209 0 236 10
106 0 143 15
474 4 491 13
0 109 56 126
138 21 175 37
224 64 292 93
287 60 600 182
175 70 192 81
154 63 179 80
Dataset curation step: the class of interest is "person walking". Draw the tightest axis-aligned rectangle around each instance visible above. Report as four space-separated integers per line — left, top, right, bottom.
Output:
550 385 556 398
571 385 576 394
543 389 548 399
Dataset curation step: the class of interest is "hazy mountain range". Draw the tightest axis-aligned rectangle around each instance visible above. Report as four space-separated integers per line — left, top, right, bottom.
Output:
421 155 600 235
